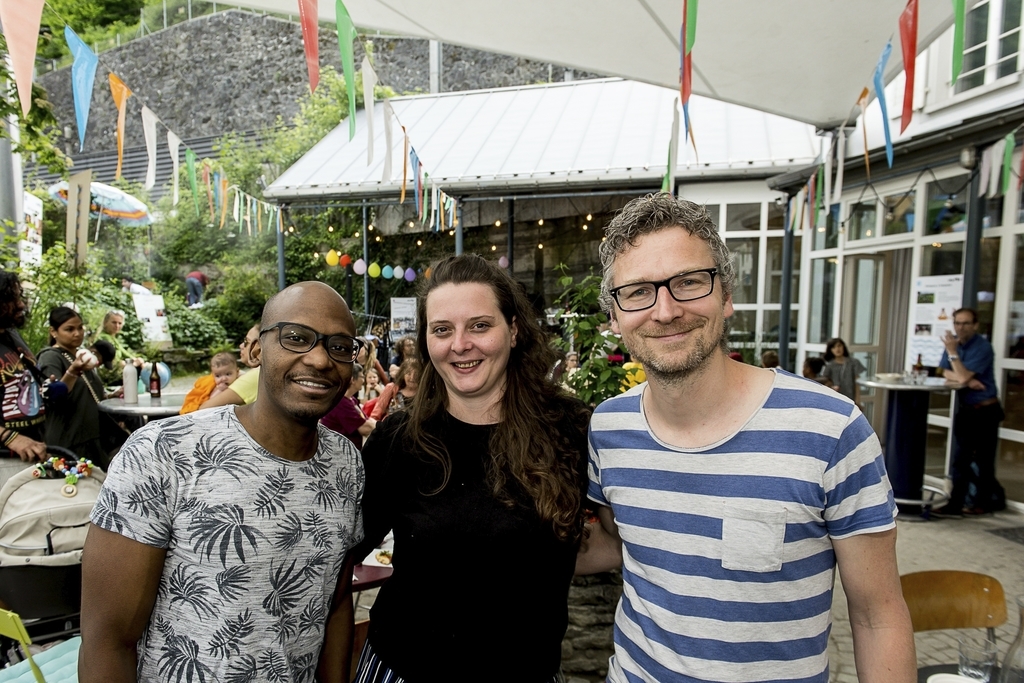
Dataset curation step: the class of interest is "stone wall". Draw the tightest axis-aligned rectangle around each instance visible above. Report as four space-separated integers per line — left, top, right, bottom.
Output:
39 10 600 153
562 572 622 681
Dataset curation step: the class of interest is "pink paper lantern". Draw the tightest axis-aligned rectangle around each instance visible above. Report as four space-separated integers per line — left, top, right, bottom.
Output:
353 258 367 275
498 256 509 268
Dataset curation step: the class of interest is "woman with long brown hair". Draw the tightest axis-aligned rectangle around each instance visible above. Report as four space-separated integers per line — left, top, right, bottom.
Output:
353 254 590 683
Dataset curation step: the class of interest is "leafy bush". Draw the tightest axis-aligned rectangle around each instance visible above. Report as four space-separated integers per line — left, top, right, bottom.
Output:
202 263 276 342
20 243 106 353
554 267 627 406
163 298 228 351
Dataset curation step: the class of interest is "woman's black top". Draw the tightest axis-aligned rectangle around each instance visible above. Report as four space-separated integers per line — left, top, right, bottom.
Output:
37 347 107 463
357 404 589 682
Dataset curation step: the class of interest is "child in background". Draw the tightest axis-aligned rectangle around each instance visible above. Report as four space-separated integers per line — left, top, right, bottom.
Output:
802 356 834 389
359 367 383 404
180 352 240 414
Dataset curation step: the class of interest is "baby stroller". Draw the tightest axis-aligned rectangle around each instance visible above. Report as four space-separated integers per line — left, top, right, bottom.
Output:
0 447 104 664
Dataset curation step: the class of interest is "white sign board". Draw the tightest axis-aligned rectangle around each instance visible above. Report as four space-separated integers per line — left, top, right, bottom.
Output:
20 192 42 267
906 274 963 369
133 294 173 346
390 297 417 342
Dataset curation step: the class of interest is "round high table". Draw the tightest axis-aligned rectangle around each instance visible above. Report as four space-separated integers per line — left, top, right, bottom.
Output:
857 377 963 508
97 394 186 421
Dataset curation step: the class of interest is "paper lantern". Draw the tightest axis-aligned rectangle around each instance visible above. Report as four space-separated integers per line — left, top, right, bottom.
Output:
368 262 381 278
353 258 367 275
325 249 340 267
405 268 416 282
498 256 509 268
393 267 405 280
382 265 394 279
340 253 352 267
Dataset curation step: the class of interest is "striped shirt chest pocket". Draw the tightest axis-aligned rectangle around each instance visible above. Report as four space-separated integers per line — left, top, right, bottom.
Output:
720 504 787 573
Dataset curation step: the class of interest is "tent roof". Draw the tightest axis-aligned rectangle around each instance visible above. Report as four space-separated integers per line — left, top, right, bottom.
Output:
233 0 975 129
265 78 818 202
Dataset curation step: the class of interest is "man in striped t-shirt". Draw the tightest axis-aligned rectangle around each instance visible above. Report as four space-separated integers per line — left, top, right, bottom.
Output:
577 194 915 683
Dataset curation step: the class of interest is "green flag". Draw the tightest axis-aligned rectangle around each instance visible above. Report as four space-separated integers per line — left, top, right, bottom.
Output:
186 148 199 214
951 0 965 84
1002 133 1016 196
336 0 357 140
685 0 699 54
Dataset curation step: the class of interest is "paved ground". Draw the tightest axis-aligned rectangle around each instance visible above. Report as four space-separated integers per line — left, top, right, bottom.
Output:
829 508 1024 682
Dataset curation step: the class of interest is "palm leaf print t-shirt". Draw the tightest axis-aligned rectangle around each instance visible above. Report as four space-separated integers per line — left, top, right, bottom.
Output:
91 406 364 683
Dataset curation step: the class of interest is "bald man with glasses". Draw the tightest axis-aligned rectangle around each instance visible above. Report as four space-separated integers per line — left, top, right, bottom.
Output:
80 282 365 683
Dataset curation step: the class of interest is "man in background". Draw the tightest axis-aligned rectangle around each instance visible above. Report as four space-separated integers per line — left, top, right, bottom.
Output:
939 308 1006 515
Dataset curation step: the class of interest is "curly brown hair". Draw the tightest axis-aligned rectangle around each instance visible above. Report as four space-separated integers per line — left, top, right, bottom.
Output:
407 254 589 543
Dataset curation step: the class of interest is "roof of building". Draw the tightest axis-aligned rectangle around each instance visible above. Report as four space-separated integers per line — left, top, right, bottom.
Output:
265 78 820 202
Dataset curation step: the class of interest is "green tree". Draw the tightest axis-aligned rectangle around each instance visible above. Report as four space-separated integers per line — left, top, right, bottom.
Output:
39 0 145 60
0 37 67 174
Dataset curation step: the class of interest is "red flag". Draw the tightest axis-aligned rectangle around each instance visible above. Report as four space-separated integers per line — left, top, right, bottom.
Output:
297 0 320 92
899 0 918 134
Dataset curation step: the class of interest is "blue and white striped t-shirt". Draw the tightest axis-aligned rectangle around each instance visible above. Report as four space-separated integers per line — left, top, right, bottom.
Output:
588 370 897 683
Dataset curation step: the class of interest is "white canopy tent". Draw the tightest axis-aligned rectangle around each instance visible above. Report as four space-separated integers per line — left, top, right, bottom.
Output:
230 0 977 129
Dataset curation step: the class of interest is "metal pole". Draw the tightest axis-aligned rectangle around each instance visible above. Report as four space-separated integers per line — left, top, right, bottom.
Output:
963 161 983 310
187 0 192 20
163 0 167 28
345 265 353 308
276 219 286 290
362 202 370 316
506 199 515 272
778 197 794 371
455 201 463 255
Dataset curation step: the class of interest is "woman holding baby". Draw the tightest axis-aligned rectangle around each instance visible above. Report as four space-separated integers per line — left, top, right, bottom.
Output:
36 306 124 467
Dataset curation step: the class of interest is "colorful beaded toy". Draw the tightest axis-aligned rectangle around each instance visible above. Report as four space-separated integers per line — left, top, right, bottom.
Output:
31 456 94 485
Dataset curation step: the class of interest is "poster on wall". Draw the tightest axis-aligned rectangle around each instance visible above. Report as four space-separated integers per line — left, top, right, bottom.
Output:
20 192 42 267
390 297 417 342
133 294 173 346
905 274 963 369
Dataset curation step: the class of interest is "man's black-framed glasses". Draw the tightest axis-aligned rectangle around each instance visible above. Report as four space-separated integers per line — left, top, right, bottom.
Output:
259 322 362 363
610 268 718 312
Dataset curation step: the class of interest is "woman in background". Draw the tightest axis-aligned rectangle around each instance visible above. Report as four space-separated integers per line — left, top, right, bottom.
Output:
38 307 115 466
353 254 590 683
822 337 866 404
388 335 416 379
370 358 421 420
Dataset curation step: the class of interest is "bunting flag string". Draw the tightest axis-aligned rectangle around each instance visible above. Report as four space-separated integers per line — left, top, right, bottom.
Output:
362 56 378 165
0 0 45 117
64 27 98 151
203 164 215 220
899 0 918 133
141 107 159 190
186 148 199 213
873 40 894 168
856 87 871 181
108 74 132 179
1002 133 1016 196
336 0 358 140
220 176 230 228
382 99 395 181
297 0 320 92
951 0 966 84
168 131 182 205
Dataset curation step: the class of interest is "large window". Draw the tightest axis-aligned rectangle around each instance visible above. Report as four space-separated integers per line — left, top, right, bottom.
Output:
925 175 970 235
726 204 760 231
808 258 837 343
728 238 759 304
813 204 840 250
955 0 1022 94
1008 234 1024 356
921 241 964 276
848 202 878 240
766 236 801 303
884 191 916 236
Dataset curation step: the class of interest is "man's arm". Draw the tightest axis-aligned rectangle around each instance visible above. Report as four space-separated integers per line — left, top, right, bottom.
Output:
575 505 623 575
357 416 377 437
316 552 357 683
199 387 244 410
833 528 916 683
79 525 167 683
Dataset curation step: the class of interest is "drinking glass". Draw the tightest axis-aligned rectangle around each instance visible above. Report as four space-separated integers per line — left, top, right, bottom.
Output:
960 635 998 682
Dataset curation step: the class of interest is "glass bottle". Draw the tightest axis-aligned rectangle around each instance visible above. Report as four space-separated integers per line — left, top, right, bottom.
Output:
1000 595 1024 683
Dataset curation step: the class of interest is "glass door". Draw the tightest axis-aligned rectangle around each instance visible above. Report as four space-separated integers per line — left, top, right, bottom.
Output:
842 254 888 426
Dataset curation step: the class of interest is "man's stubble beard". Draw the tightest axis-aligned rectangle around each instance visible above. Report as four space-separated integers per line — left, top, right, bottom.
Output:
628 319 725 387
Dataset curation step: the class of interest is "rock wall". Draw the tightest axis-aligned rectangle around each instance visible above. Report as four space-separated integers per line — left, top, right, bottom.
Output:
562 572 622 681
39 10 599 153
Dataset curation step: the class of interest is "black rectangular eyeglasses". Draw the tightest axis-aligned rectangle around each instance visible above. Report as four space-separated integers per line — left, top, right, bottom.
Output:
259 322 362 363
610 268 718 312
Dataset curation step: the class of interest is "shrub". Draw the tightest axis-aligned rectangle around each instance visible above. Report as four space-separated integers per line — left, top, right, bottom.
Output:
163 297 228 351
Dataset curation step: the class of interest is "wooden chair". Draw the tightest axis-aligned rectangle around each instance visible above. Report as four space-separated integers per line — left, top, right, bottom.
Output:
900 570 1007 643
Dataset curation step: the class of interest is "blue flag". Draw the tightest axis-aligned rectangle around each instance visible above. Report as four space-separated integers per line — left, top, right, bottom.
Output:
64 27 98 152
873 40 894 168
